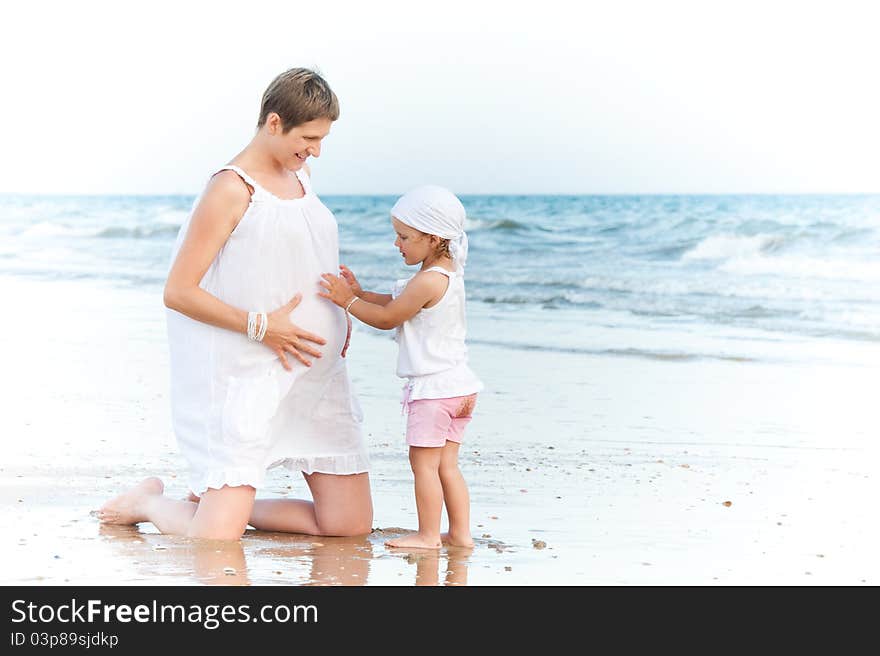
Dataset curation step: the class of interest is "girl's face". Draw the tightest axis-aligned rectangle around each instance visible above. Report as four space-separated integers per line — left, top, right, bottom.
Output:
392 217 433 266
267 115 333 171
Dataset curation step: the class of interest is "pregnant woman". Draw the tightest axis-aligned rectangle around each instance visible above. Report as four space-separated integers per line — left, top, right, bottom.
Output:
97 68 372 540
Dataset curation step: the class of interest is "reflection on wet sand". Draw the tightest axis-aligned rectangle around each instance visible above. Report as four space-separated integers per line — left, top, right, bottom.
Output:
373 528 474 586
255 532 374 586
97 523 376 585
403 547 472 586
97 524 479 586
97 523 250 585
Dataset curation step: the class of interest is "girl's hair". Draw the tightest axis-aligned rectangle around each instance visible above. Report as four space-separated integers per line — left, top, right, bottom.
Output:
405 223 452 261
257 68 340 133
432 236 451 260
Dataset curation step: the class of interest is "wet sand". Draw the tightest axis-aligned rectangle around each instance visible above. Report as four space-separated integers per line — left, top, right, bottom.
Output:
1 275 878 585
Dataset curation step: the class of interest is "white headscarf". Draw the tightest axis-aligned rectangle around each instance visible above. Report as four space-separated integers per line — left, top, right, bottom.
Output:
391 185 469 272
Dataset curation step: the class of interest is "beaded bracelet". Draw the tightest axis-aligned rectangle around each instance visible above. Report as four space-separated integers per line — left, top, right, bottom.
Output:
247 311 268 342
256 311 268 342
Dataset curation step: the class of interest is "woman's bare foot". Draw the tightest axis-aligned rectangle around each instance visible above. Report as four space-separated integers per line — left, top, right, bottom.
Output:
385 533 441 550
441 532 475 548
95 477 164 525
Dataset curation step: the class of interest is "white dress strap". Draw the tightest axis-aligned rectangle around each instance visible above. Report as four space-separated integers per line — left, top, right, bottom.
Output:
423 266 454 277
295 168 313 196
216 165 261 194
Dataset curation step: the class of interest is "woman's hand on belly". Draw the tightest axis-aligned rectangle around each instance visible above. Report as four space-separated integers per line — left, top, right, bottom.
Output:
262 293 328 371
288 292 349 371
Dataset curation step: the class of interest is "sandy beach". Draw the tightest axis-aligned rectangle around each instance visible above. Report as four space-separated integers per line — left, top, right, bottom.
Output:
1 274 877 586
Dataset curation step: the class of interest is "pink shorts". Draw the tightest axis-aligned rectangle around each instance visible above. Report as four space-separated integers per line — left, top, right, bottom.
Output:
405 394 478 448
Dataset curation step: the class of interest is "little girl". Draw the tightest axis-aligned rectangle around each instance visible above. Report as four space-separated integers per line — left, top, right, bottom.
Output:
319 185 483 549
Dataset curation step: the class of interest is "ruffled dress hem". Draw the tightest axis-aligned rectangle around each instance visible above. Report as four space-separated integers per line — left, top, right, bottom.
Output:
273 453 371 477
189 467 267 496
188 453 371 495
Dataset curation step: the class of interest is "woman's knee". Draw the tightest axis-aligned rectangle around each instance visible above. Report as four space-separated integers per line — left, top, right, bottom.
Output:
317 509 373 537
309 472 373 536
187 485 254 540
186 527 247 541
186 511 250 540
319 499 373 536
324 523 373 538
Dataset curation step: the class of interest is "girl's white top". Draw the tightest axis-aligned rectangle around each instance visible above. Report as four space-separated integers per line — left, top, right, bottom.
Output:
391 266 483 401
166 165 369 495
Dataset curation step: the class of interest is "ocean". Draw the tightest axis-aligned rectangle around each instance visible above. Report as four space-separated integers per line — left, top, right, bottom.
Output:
2 193 879 366
3 192 879 586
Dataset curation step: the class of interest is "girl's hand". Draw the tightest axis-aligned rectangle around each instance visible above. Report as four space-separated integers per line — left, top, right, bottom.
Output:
338 264 363 296
318 273 356 308
261 293 327 371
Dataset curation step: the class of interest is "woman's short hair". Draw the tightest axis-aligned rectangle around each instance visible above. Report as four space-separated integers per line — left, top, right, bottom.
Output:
257 67 340 132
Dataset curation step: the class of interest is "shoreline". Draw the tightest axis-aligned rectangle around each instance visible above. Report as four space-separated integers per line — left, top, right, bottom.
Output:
1 275 877 585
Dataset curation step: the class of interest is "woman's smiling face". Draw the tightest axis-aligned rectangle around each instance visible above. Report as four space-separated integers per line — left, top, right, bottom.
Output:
268 116 333 171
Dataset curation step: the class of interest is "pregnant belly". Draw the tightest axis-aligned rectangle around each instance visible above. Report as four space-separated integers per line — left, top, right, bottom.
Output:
287 294 348 374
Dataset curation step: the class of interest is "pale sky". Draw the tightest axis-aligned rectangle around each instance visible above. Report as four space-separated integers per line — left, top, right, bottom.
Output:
2 0 879 195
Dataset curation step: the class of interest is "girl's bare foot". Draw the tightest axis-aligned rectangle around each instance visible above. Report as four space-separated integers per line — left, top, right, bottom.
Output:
385 533 441 550
441 532 474 548
95 477 164 525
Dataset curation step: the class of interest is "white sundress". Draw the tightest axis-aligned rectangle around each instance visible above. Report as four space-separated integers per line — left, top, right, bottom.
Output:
166 165 369 495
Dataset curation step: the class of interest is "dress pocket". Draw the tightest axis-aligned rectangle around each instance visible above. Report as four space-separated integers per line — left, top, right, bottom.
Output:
221 372 281 447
